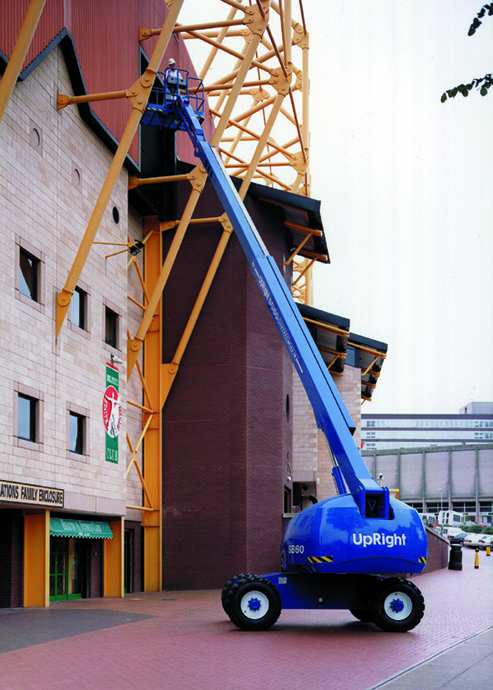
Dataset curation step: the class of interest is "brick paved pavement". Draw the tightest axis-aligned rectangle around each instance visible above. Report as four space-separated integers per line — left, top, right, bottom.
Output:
0 547 491 690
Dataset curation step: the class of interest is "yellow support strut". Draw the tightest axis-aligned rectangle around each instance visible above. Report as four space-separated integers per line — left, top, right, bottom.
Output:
55 0 185 338
0 0 47 126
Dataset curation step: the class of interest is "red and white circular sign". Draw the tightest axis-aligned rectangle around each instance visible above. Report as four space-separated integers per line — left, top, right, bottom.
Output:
102 385 122 438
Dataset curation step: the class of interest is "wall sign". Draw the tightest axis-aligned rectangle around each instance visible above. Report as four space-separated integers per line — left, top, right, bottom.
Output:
103 363 122 463
0 480 64 507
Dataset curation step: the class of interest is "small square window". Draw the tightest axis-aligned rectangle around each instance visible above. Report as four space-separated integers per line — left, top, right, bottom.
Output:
18 393 37 442
69 411 85 454
71 286 87 329
105 306 119 348
19 249 39 301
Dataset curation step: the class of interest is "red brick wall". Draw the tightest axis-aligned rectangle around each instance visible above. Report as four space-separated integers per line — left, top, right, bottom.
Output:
160 185 292 588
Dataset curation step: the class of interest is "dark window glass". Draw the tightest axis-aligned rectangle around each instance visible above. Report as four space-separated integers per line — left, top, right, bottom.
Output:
19 249 39 301
18 394 37 441
105 307 118 348
69 412 84 454
71 287 86 329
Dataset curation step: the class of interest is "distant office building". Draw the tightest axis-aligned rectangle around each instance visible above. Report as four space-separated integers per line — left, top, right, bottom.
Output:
362 443 493 523
361 403 493 452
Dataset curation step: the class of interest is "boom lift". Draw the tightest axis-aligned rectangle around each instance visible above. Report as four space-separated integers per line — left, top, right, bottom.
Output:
142 69 427 633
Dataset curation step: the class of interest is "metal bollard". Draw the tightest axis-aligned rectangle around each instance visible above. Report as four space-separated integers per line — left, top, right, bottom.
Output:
474 548 479 569
448 543 462 571
486 546 491 557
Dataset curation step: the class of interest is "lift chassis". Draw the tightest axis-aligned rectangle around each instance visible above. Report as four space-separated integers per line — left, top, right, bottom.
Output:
142 69 427 633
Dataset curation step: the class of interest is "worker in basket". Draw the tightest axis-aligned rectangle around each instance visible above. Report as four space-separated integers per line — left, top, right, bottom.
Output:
166 58 180 100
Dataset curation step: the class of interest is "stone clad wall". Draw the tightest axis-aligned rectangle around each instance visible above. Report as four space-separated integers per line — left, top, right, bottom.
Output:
292 356 363 501
0 46 141 516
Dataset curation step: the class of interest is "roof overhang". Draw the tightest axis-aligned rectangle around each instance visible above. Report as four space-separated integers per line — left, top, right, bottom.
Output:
248 183 330 265
297 304 388 402
347 333 388 402
297 303 349 376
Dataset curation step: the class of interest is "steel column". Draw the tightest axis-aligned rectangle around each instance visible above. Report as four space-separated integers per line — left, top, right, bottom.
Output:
24 510 49 607
104 518 124 597
142 220 163 592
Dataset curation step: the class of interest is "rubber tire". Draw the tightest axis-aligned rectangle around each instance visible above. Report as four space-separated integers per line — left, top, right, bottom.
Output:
370 577 425 632
221 573 256 616
349 608 374 623
228 577 282 631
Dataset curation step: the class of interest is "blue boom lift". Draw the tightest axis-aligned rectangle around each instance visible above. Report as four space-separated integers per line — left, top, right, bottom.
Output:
142 69 428 633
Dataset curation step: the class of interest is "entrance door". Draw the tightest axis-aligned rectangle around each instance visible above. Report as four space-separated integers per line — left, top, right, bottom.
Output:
49 537 83 601
124 529 133 593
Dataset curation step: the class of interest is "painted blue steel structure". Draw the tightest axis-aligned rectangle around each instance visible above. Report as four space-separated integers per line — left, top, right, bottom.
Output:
142 72 428 631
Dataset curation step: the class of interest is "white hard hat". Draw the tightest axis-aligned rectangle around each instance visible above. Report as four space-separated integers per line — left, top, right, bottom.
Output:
168 58 175 66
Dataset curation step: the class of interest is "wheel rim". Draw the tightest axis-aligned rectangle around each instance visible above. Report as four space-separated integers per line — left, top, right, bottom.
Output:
383 591 413 620
240 590 270 620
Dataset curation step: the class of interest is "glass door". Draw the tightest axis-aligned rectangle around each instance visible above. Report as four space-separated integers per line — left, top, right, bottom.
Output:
49 537 83 601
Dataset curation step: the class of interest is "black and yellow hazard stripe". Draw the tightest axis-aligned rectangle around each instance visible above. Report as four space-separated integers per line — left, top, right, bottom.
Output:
419 556 427 564
307 556 333 564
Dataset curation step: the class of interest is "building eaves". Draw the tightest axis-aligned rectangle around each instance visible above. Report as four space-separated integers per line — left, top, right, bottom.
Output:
297 304 388 402
248 182 330 265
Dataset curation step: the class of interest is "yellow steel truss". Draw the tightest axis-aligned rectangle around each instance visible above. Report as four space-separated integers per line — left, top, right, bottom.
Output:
27 0 315 592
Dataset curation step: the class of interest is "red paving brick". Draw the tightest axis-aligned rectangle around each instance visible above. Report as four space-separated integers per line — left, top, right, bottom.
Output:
0 547 492 690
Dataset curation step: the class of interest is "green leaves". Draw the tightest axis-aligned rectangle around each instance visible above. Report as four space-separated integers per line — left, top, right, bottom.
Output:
468 3 493 36
441 5 493 102
441 75 493 102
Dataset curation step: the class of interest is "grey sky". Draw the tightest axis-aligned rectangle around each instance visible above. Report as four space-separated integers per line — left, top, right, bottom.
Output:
181 1 492 415
306 1 492 414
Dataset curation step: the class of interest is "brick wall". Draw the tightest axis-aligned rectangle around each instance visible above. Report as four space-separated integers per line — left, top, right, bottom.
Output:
159 189 291 588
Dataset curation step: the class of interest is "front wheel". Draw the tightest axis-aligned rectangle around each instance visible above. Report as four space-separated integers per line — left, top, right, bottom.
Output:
228 577 282 631
370 577 425 632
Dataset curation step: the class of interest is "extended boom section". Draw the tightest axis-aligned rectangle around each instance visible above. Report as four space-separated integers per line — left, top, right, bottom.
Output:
176 92 388 520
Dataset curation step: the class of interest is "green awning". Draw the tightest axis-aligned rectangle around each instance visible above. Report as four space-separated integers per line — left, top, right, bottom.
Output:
50 517 113 539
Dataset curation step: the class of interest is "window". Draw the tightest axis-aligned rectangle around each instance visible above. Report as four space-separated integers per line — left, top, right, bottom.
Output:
69 412 85 455
17 393 37 442
71 287 87 329
104 306 119 348
19 248 39 301
284 487 292 514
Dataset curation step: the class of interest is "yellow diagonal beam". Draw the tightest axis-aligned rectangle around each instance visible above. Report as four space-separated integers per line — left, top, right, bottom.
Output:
0 0 46 125
211 2 270 146
127 166 207 378
55 0 185 337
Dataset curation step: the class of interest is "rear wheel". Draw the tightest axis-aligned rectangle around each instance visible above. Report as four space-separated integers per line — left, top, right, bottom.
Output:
228 577 282 631
221 573 256 616
370 578 425 632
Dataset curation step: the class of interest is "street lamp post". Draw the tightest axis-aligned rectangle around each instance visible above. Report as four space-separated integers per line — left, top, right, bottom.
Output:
437 488 443 527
